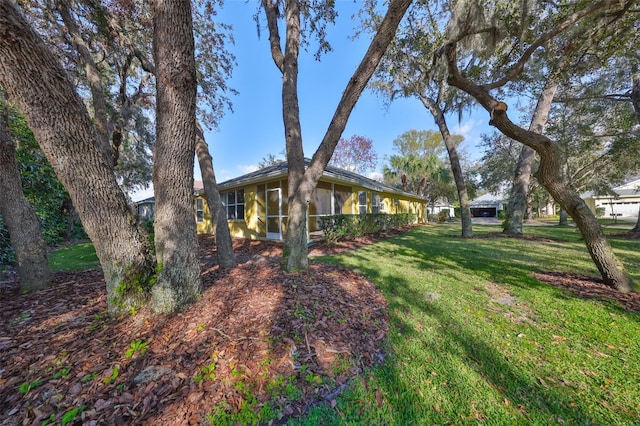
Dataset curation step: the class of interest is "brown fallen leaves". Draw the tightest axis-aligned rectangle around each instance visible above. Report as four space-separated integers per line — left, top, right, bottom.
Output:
0 233 398 425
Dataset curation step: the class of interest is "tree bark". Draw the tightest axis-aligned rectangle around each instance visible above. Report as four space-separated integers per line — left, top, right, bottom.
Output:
445 43 635 293
503 146 537 234
263 0 412 271
504 78 558 234
195 122 235 269
558 208 569 226
420 93 472 237
631 205 640 233
0 109 50 292
150 0 202 312
56 0 113 164
0 0 156 314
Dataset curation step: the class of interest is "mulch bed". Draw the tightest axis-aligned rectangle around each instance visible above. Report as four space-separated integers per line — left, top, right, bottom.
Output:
0 231 405 426
532 271 640 313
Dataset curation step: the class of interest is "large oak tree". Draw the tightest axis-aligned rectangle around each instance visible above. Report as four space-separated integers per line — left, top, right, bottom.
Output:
442 0 636 292
0 0 156 313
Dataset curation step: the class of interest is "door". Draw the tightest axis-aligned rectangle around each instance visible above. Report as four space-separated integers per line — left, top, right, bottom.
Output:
266 187 281 240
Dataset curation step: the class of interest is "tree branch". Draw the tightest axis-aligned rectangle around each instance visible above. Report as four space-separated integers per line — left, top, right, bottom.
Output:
262 0 285 74
483 0 618 90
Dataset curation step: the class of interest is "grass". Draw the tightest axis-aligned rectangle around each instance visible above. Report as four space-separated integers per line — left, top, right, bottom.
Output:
49 242 99 271
293 224 640 425
535 215 636 228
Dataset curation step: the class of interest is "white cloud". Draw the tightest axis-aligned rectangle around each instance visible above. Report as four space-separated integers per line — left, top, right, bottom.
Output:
128 185 154 202
237 164 259 174
367 171 383 182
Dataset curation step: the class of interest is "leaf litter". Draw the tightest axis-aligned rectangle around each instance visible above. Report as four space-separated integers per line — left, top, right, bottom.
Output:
0 231 410 425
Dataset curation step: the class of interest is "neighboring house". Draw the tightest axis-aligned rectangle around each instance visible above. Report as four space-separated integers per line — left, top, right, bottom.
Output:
426 200 456 217
135 162 427 241
211 160 427 240
135 181 204 222
582 177 640 219
469 192 506 218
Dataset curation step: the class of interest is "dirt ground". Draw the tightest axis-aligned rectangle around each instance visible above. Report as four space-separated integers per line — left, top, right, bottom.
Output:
1 227 638 425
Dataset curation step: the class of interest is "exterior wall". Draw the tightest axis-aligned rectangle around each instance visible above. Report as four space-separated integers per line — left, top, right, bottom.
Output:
590 196 640 218
205 177 425 240
194 194 214 234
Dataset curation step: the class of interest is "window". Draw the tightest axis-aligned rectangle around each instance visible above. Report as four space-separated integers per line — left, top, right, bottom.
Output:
372 193 380 213
358 191 367 214
223 189 245 220
195 198 204 223
333 184 351 214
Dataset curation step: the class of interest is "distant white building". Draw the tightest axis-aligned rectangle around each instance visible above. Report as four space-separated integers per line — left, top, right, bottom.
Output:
469 192 506 218
582 178 640 219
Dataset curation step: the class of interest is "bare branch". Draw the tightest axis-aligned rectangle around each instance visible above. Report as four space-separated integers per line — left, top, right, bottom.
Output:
262 0 285 73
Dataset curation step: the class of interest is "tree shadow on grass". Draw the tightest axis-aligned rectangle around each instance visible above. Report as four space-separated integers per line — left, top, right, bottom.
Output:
317 228 628 424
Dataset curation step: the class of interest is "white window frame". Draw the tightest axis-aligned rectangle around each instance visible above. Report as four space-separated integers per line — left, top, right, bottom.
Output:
358 191 368 214
223 189 245 220
195 198 204 223
372 192 380 214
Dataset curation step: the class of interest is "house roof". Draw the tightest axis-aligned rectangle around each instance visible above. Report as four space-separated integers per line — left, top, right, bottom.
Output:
469 191 505 207
581 177 640 199
135 180 204 205
216 159 426 201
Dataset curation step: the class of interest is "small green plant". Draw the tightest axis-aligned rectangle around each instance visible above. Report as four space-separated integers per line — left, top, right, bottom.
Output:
10 312 31 325
19 378 43 395
196 323 207 332
194 362 217 383
42 413 56 426
125 340 149 358
89 309 109 333
103 367 119 384
53 368 72 379
305 371 323 385
61 407 82 425
81 371 99 382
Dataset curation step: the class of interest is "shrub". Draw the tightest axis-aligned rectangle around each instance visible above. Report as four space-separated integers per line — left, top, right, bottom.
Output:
318 213 415 243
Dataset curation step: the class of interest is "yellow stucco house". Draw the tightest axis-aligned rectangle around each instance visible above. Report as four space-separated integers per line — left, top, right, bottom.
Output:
192 160 426 240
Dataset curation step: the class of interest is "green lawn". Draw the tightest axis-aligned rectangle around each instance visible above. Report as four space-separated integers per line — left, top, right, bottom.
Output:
48 241 100 271
535 215 636 228
293 224 640 425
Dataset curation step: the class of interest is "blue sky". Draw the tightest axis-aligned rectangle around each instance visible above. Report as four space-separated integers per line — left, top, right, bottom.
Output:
132 0 490 201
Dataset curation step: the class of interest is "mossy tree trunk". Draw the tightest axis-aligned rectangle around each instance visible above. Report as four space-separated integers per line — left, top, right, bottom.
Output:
0 0 156 315
150 0 202 313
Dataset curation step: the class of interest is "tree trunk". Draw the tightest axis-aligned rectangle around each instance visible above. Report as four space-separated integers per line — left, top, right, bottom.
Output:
195 122 235 269
558 208 569 226
0 110 50 292
504 80 558 234
421 95 472 237
150 0 202 313
0 0 155 315
263 0 412 271
445 44 634 293
631 205 640 233
56 0 113 164
503 146 536 234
